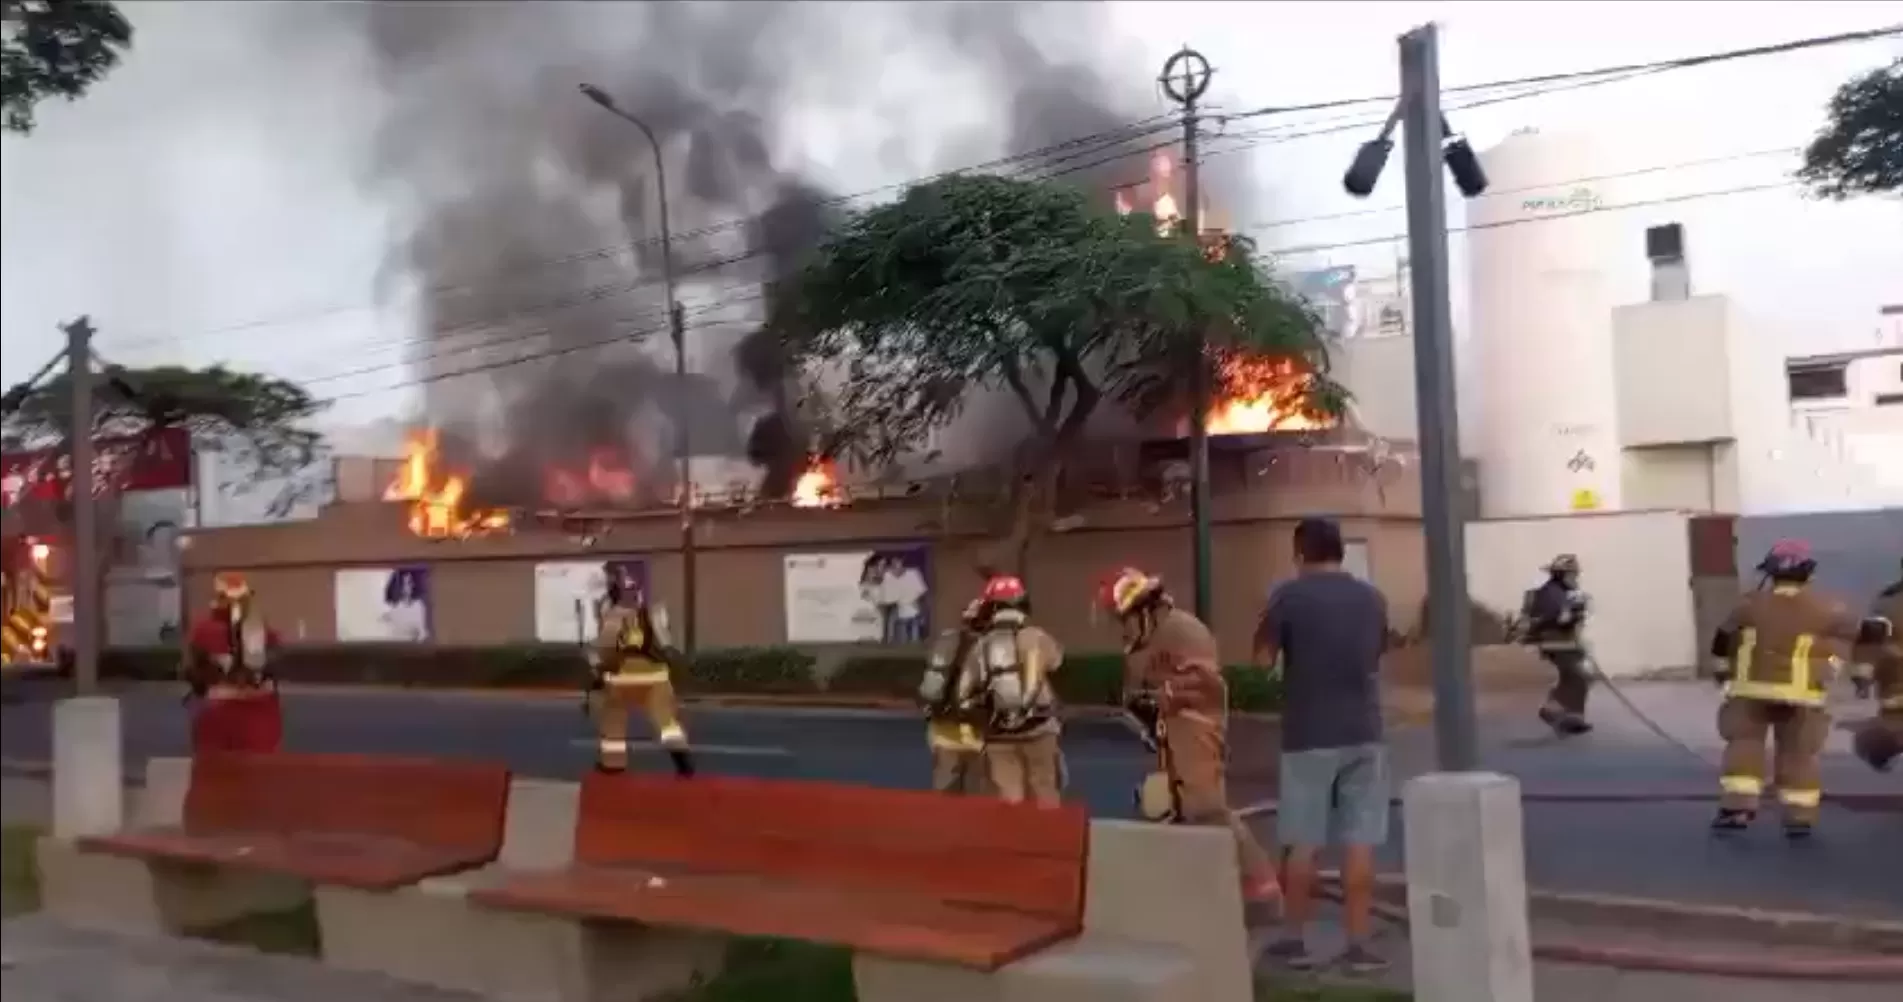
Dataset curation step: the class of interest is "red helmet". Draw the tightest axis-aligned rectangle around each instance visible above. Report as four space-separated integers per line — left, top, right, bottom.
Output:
1101 567 1164 617
1759 539 1816 580
981 574 1027 607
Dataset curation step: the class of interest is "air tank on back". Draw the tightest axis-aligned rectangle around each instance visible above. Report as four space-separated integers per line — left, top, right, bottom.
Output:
1468 129 1624 518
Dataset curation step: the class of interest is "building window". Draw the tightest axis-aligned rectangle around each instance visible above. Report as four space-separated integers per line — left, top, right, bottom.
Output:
1786 364 1848 401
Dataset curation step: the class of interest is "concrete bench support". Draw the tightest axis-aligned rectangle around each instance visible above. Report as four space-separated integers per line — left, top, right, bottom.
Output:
38 747 307 937
852 820 1249 1002
314 778 726 1002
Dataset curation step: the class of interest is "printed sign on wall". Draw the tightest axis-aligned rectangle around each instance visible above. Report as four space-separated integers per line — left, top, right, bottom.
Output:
534 559 650 644
335 566 433 643
784 545 932 644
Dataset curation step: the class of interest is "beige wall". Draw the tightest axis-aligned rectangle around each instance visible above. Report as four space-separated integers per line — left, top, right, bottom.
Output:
182 492 1427 660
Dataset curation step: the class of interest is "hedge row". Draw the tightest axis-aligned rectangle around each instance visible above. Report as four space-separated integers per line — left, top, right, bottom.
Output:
97 644 1284 713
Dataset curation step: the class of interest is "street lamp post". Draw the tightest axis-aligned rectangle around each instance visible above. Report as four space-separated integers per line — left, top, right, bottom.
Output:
579 83 697 655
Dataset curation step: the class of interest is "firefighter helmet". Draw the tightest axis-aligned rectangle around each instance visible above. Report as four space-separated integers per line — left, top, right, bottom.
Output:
212 572 252 604
981 574 1028 610
1546 553 1580 576
1758 539 1816 582
1101 567 1165 618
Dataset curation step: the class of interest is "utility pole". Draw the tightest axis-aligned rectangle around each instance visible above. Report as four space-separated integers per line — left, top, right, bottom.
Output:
579 83 698 655
1398 26 1478 772
65 316 101 694
1161 47 1215 623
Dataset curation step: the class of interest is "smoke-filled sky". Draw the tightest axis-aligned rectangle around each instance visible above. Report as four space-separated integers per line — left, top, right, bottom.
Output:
3 0 1899 464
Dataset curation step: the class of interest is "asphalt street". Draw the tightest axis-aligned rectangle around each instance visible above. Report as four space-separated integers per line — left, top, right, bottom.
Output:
2 679 1898 920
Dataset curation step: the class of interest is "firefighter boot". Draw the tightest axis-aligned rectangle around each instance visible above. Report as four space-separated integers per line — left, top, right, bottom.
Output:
668 749 697 778
1710 807 1755 832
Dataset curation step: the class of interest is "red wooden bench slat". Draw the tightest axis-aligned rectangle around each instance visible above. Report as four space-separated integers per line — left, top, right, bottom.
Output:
87 753 511 888
573 773 1088 921
77 829 494 891
472 866 1077 972
185 753 511 856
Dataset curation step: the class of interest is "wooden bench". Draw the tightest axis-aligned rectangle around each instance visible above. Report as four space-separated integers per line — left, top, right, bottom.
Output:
44 752 510 935
469 772 1090 974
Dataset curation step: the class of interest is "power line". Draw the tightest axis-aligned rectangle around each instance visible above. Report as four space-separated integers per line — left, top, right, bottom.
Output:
92 23 1897 362
1254 180 1796 259
1220 24 1903 123
315 176 1801 410
99 116 1184 354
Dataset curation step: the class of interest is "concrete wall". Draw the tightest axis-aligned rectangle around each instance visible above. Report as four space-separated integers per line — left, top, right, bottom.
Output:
1735 508 1903 608
179 493 1429 661
1464 510 1706 677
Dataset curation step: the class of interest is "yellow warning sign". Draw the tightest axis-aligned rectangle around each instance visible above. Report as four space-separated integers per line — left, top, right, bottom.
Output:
1570 488 1601 511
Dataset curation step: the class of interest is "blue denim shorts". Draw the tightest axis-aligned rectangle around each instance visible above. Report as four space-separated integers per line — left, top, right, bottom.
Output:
1278 743 1391 849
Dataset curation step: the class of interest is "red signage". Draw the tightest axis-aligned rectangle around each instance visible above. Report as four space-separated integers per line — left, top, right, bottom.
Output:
0 426 193 505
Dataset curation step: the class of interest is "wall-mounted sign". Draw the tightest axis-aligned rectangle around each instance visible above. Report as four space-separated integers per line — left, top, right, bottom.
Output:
784 545 932 644
1521 187 1603 215
1570 488 1602 511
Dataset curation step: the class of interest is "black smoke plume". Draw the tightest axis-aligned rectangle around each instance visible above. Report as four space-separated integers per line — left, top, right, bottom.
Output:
336 0 1161 505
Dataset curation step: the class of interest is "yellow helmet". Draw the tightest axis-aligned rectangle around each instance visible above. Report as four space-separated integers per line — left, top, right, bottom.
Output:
1101 567 1165 618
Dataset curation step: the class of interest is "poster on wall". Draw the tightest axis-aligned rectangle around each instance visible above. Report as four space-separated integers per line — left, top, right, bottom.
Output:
783 545 931 645
334 566 434 642
534 559 650 643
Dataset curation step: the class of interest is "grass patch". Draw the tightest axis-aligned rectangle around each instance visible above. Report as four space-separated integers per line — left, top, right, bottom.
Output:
3 823 41 916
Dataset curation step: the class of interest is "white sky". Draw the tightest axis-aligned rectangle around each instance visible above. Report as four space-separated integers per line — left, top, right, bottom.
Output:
3 0 1900 442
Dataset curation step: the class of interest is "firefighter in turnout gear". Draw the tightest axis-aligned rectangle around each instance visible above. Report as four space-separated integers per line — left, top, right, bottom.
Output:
1103 567 1282 926
1708 541 1894 836
1850 559 1903 772
918 598 992 794
589 564 695 777
959 575 1065 807
1518 553 1594 735
184 572 284 755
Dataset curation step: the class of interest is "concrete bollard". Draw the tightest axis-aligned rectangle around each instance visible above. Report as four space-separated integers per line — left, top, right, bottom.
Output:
1402 772 1534 1002
51 696 123 839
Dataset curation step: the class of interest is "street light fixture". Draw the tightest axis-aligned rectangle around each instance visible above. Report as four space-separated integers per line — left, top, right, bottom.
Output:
578 82 698 655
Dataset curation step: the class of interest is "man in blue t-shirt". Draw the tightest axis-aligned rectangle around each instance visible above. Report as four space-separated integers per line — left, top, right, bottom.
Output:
1253 517 1391 973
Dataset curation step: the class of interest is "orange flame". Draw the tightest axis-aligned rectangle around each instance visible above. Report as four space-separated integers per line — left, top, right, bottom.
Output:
544 448 640 508
1204 356 1334 436
384 430 511 538
790 458 842 509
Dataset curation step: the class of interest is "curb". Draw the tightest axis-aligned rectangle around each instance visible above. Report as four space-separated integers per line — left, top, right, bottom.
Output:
1342 891 1903 981
1237 789 1903 817
1341 874 1903 966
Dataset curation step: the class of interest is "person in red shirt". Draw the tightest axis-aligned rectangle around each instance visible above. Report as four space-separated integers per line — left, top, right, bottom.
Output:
184 572 283 755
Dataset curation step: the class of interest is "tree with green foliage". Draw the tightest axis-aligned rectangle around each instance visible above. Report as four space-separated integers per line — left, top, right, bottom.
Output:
1799 56 1902 199
779 172 1340 572
2 360 325 475
1 0 133 134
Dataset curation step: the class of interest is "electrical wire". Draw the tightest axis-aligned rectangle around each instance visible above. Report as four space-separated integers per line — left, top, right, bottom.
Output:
95 116 1185 354
100 23 1897 357
1218 24 1903 123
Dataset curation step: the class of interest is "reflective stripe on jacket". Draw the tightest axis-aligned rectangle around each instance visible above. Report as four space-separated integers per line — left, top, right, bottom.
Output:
1722 584 1863 707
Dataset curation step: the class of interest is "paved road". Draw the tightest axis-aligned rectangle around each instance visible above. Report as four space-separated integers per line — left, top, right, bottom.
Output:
3 679 1898 920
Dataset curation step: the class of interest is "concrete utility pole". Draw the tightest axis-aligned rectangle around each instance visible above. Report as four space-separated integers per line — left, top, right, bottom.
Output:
1160 47 1215 623
1397 28 1478 772
64 316 100 694
579 83 698 655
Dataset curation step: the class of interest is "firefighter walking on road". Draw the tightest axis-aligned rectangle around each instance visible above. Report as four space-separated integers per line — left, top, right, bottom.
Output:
184 572 284 756
961 575 1065 807
1102 567 1281 928
1708 540 1893 837
918 598 992 795
589 563 695 778
1851 558 1903 772
1518 553 1594 736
